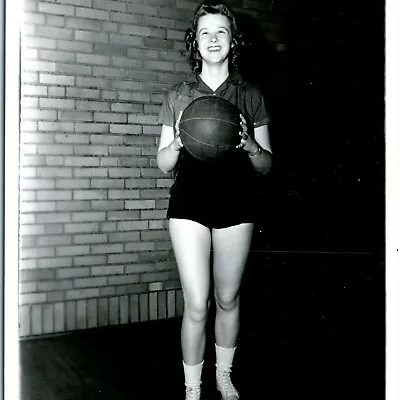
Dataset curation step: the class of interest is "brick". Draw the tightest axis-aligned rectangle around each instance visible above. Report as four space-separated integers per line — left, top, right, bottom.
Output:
109 124 142 135
31 305 43 335
37 235 72 246
74 277 107 288
108 190 140 199
98 297 108 326
23 36 57 49
73 255 107 266
54 302 65 332
56 200 91 211
73 168 108 177
139 293 149 322
72 211 106 222
102 22 118 32
93 43 128 57
20 269 55 282
129 294 139 322
108 168 140 178
100 222 116 232
66 288 100 300
125 263 155 274
109 33 143 47
38 280 73 291
176 289 184 316
65 157 99 167
126 179 156 189
108 253 139 264
66 87 100 99
56 245 90 257
91 200 124 210
91 243 123 254
55 134 90 144
36 212 71 223
73 233 107 244
125 200 155 210
73 189 107 200
108 275 140 286
93 0 126 12
108 232 140 243
100 287 116 296
110 80 143 91
38 121 74 132
45 156 65 166
39 73 75 86
149 292 158 320
38 3 75 16
76 76 109 89
109 297 119 325
87 298 98 328
94 112 126 123
141 230 169 241
158 290 167 319
20 293 47 305
66 301 76 331
57 267 90 279
39 98 75 109
20 246 55 259
37 257 73 269
58 0 91 6
20 282 38 293
64 222 98 233
91 265 124 276
23 108 57 120
66 17 102 31
46 14 65 26
56 63 92 76
19 224 45 236
75 30 109 44
76 299 87 329
125 241 155 252
126 3 158 16
19 306 31 337
91 178 124 189
106 211 140 220
167 290 176 318
76 7 110 21
120 295 129 324
47 291 65 302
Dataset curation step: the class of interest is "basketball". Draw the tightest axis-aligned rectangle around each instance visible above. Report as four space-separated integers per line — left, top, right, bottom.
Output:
178 95 242 161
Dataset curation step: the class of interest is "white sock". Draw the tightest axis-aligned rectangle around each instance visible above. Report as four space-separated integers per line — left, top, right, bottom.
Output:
215 344 236 370
183 360 204 386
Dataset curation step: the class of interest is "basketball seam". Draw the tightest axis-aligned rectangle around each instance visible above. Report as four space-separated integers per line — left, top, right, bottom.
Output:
180 117 239 127
180 129 238 149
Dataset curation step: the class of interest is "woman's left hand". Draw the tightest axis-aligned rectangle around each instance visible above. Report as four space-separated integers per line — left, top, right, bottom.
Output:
236 114 259 154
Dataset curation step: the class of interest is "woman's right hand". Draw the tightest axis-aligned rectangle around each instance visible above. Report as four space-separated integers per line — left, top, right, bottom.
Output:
171 111 184 152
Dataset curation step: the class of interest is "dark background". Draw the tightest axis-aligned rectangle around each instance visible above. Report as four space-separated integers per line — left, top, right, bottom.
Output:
238 0 385 254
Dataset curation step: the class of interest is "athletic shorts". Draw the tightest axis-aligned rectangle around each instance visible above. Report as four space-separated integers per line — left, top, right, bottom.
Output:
166 186 257 229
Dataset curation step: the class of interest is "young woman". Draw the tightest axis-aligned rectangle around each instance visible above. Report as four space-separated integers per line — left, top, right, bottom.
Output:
157 2 273 399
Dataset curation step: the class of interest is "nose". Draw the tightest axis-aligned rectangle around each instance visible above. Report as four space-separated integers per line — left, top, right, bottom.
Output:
209 33 218 42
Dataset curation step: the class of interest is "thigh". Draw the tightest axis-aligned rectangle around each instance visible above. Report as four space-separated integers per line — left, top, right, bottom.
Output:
169 218 212 307
212 223 254 300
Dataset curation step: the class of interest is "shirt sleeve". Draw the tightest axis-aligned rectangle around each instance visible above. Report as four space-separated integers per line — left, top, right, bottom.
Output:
157 88 177 127
246 84 272 128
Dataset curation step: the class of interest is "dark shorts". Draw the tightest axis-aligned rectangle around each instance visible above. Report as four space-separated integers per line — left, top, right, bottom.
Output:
166 187 257 230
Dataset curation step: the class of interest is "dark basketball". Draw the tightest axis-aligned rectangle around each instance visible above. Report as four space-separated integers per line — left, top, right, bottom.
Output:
178 96 242 161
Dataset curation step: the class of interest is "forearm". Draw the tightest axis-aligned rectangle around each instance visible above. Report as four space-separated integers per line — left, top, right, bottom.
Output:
247 146 273 175
157 142 181 173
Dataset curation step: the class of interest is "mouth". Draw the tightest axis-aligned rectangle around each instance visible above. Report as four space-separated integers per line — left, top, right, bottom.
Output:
207 46 222 52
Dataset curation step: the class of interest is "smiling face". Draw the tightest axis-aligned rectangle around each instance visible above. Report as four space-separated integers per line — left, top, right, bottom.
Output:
196 14 233 67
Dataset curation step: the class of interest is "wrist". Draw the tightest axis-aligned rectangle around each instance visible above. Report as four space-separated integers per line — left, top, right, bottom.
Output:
248 145 262 157
170 140 181 152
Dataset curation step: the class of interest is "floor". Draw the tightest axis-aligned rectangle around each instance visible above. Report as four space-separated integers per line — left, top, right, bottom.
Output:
20 251 385 400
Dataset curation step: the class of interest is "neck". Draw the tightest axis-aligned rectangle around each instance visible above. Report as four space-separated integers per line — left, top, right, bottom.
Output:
199 64 229 92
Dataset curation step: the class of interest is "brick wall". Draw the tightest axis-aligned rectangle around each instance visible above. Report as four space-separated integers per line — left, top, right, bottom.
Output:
18 0 283 337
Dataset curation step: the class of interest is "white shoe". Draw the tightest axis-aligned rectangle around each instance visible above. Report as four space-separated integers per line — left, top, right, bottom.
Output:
216 367 239 399
185 384 201 400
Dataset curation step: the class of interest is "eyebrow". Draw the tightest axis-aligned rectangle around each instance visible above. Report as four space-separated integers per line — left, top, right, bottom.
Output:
198 26 229 33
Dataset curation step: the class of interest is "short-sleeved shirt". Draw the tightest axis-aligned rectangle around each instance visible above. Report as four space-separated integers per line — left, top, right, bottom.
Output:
157 72 271 228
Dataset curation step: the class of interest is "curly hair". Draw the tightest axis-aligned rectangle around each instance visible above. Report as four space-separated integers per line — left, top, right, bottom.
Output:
184 1 245 72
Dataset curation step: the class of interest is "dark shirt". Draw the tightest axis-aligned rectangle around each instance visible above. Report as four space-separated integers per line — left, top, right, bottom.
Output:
157 72 271 210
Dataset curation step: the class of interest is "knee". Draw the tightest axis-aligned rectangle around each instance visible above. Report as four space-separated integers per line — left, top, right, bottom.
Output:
214 292 239 312
185 298 210 324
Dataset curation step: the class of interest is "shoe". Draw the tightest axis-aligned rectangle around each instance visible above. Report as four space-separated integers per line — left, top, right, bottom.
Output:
185 384 201 400
216 367 239 399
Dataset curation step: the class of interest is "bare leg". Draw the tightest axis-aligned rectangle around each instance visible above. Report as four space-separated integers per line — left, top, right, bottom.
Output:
212 223 254 348
169 218 212 365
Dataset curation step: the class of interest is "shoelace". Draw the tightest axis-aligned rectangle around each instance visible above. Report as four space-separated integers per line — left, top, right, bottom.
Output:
216 368 239 399
185 384 201 400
